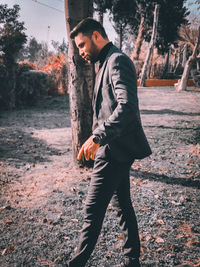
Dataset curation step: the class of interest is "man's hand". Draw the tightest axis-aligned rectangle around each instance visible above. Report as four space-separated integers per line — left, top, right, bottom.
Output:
77 135 100 161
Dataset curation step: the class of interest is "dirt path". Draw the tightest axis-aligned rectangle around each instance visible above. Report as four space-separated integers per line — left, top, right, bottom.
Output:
0 87 200 267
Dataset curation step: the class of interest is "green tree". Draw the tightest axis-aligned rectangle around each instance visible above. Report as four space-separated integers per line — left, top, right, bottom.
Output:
0 4 27 108
156 0 189 54
95 0 189 58
18 37 42 62
51 38 68 55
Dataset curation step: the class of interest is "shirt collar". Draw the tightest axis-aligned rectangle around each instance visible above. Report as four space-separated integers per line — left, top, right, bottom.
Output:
97 42 113 68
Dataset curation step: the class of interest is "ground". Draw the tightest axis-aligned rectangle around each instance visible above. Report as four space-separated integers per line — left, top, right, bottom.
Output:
0 87 200 267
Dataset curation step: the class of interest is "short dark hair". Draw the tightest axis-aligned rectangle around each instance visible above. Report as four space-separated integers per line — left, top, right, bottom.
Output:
70 17 108 39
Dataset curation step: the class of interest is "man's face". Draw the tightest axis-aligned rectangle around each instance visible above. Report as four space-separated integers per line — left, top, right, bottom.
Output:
74 32 99 63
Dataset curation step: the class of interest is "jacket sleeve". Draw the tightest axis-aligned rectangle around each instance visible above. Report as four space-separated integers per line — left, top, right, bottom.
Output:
93 54 140 145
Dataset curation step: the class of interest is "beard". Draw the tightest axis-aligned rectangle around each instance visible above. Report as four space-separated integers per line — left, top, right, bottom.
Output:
85 40 99 64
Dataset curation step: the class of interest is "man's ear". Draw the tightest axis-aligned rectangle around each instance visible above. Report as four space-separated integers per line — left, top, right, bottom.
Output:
92 31 100 41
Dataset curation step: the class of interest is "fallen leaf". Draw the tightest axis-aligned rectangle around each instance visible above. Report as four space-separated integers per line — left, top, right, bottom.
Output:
106 253 112 259
145 235 152 242
63 236 70 240
1 246 15 255
140 247 147 253
185 240 200 248
178 222 193 236
166 253 175 257
71 218 78 223
155 237 165 243
5 219 13 225
117 235 124 240
140 205 150 211
2 248 8 256
54 256 61 263
71 187 76 192
157 219 164 225
171 200 181 206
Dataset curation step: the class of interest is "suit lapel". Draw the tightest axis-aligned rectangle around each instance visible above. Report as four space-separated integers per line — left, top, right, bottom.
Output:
92 45 119 116
93 59 108 106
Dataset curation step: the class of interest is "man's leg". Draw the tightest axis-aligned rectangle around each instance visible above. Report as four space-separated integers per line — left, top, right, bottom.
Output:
68 146 128 267
112 164 140 263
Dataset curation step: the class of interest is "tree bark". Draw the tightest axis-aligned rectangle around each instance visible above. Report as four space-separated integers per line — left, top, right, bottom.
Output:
174 46 182 73
182 43 187 67
175 26 200 92
131 16 145 61
140 5 159 87
146 50 153 79
64 0 94 165
119 24 123 50
162 48 171 78
97 11 103 25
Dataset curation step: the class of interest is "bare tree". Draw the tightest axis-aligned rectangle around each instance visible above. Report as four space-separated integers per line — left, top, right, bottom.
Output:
140 4 159 87
64 0 94 164
131 16 145 61
175 25 200 92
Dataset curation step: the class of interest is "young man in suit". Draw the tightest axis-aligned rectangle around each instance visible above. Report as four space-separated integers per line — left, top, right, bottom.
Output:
67 18 152 267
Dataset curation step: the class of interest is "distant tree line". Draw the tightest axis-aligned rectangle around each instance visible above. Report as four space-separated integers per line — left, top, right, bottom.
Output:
0 4 69 109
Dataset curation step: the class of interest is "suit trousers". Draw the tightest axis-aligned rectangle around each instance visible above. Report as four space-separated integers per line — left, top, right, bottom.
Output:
68 145 140 267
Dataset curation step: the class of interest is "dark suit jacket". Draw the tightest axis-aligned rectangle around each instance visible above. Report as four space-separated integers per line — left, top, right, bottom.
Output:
92 45 152 162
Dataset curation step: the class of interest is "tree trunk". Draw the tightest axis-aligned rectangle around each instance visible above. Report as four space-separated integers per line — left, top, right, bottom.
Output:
64 0 94 165
119 24 123 50
175 58 192 91
97 11 103 25
146 50 153 79
131 16 145 61
173 49 178 71
175 26 200 92
174 46 182 72
162 48 170 78
182 43 187 67
140 4 159 87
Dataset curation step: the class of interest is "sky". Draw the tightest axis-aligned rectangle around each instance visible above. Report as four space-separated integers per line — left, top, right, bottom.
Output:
0 0 117 48
1 0 198 49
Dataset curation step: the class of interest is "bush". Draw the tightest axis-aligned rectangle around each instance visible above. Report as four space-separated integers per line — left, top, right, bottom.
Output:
0 61 9 109
16 69 49 106
40 53 68 95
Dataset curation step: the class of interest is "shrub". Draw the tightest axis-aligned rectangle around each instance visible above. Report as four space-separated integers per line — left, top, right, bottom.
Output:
0 61 9 109
40 53 68 95
16 69 49 106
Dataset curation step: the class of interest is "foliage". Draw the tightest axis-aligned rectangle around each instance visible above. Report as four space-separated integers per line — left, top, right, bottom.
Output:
94 0 189 54
155 0 189 54
18 37 42 63
40 53 68 95
0 4 27 108
51 38 68 55
16 62 49 106
179 24 200 49
0 4 27 65
0 61 9 108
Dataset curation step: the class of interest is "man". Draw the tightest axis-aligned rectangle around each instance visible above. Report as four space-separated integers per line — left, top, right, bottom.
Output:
67 18 152 267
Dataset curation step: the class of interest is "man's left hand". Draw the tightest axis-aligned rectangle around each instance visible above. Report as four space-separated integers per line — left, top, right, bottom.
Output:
77 136 100 161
